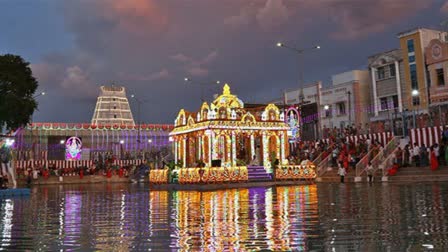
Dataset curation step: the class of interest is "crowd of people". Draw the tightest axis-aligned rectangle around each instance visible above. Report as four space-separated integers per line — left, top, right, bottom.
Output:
287 136 384 174
322 124 370 140
395 142 447 171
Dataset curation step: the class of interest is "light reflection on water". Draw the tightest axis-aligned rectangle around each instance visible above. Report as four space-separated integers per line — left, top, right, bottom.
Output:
0 183 448 251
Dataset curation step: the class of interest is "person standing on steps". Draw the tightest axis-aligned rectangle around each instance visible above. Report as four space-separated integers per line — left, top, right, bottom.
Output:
395 147 403 167
366 161 374 183
430 146 439 171
412 143 420 167
403 144 410 167
338 162 346 183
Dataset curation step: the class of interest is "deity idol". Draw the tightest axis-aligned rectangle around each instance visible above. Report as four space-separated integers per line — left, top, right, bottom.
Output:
66 137 82 160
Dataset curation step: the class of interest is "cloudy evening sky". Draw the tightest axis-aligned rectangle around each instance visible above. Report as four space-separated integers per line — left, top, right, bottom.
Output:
1 0 448 124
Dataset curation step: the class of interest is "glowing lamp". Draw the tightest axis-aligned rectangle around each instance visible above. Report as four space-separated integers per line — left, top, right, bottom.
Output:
5 139 14 147
119 140 124 144
60 140 65 144
412 89 419 96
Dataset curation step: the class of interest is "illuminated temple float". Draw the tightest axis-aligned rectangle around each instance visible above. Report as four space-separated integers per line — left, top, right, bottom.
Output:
150 84 317 184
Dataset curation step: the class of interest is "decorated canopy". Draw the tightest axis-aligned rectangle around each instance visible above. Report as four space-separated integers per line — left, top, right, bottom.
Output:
170 84 289 170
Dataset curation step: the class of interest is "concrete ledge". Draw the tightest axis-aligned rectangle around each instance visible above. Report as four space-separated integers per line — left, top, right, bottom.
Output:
315 177 322 182
381 176 388 182
326 167 333 171
354 176 362 182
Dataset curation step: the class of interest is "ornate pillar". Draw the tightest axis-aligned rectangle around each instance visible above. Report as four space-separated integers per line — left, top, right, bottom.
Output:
174 139 178 164
182 137 186 168
395 61 403 113
198 135 202 161
231 133 236 166
208 131 213 167
371 67 378 116
250 134 255 160
262 132 269 171
280 133 285 164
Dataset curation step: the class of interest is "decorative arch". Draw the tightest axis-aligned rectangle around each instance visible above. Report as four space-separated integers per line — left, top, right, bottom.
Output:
214 133 231 164
176 109 186 126
241 112 256 123
265 103 280 121
200 102 210 120
218 107 227 119
187 116 195 126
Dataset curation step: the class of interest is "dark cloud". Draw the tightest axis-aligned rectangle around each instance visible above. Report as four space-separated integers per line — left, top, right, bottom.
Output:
12 0 442 124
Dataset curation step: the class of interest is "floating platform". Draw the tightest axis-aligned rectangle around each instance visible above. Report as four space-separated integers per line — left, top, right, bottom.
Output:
0 188 31 197
149 180 314 191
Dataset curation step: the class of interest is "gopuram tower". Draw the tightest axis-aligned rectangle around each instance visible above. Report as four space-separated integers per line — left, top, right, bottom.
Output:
91 85 135 126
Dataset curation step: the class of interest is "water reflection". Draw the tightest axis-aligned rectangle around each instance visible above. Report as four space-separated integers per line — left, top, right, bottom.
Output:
0 183 447 251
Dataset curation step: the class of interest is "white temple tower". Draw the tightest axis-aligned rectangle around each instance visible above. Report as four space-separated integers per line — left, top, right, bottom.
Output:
91 86 135 126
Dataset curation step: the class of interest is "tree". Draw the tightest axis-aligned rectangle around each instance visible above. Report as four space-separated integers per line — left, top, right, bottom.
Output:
0 54 38 131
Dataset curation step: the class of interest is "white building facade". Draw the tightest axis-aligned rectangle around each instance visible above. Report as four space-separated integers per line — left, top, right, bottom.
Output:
320 70 371 131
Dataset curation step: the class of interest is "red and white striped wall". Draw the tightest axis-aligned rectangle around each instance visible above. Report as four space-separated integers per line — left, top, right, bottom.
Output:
323 132 393 146
409 126 446 147
14 159 146 169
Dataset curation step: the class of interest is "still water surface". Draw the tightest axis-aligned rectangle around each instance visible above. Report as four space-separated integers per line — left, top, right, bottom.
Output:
0 183 447 251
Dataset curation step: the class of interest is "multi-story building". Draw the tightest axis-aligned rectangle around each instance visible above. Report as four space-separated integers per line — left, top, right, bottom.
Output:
91 86 135 126
320 70 371 131
397 28 447 112
368 49 406 134
425 36 448 125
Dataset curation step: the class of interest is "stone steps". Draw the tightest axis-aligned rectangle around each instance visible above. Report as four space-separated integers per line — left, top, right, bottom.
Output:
317 166 448 183
387 166 448 182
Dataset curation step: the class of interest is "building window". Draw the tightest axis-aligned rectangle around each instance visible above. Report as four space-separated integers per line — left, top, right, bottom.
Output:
336 102 346 115
408 55 415 63
380 95 399 111
412 96 420 106
410 64 418 90
324 106 332 117
380 97 388 111
113 106 116 109
377 66 385 80
407 39 414 53
437 68 445 86
392 95 399 109
389 64 396 77
113 98 116 101
114 115 117 118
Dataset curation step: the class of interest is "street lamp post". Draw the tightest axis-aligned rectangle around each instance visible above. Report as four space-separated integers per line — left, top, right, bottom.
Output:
33 91 46 99
184 78 221 102
276 42 320 141
31 91 46 160
323 104 332 130
412 89 419 128
276 42 320 92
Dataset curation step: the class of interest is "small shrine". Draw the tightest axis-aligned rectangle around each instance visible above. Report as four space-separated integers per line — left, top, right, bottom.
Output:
169 84 289 171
